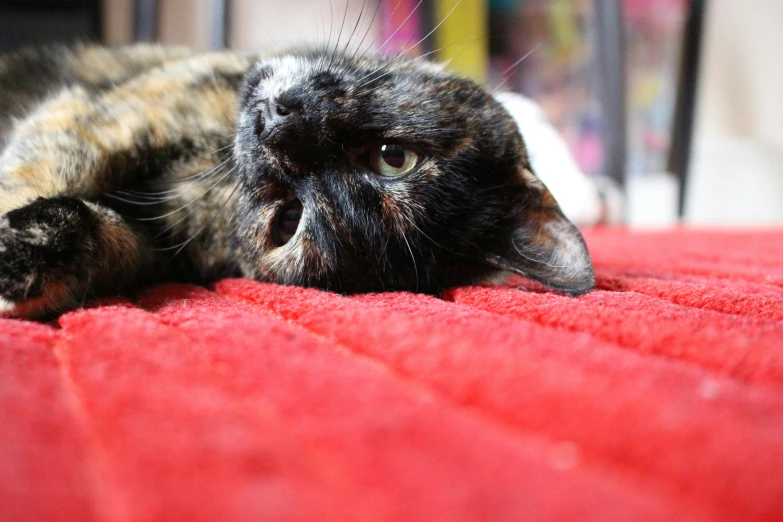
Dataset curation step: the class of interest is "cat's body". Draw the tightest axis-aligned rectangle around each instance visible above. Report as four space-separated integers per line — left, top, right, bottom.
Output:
0 43 593 317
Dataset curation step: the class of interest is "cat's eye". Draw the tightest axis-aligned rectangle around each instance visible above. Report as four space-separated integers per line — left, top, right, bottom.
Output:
370 144 419 177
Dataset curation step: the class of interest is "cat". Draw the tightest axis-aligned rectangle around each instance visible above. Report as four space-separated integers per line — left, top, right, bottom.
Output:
0 43 593 318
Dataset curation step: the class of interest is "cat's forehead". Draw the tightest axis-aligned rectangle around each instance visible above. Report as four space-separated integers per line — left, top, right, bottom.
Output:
254 53 451 94
253 55 312 95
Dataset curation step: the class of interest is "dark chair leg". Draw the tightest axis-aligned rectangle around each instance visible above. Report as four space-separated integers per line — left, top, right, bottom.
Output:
594 0 627 193
134 0 160 42
668 0 707 218
91 0 104 42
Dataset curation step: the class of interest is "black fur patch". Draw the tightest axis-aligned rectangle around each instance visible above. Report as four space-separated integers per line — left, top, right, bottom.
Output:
1 197 99 301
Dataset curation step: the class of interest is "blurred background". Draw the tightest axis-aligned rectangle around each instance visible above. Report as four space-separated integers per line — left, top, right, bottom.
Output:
0 0 781 227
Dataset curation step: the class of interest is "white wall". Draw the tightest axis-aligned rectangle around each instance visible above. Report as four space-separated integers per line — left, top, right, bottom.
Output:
685 0 783 225
103 0 380 52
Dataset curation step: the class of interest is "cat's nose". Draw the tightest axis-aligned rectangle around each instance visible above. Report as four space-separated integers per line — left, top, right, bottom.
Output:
256 97 304 149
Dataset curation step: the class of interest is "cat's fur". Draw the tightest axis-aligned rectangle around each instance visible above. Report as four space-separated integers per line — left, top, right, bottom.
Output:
0 43 593 317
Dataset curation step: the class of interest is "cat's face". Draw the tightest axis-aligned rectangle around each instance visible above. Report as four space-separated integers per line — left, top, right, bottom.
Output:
233 51 593 294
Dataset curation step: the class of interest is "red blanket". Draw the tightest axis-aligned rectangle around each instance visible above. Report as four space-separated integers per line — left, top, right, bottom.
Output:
3 228 783 521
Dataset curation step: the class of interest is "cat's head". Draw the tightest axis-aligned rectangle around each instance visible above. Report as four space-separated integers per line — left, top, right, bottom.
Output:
232 50 594 294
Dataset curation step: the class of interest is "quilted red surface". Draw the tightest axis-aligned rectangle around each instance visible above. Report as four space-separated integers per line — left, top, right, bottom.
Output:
3 228 783 521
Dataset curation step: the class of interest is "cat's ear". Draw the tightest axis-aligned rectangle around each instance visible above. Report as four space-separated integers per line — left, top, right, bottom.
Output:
485 168 594 295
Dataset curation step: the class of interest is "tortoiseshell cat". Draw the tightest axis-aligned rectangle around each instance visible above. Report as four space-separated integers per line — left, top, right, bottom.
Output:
0 43 593 317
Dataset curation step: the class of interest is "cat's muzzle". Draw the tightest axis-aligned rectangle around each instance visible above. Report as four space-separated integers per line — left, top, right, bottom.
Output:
254 96 322 172
256 97 304 147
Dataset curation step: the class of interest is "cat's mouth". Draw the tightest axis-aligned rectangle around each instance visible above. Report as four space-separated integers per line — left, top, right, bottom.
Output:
272 198 303 247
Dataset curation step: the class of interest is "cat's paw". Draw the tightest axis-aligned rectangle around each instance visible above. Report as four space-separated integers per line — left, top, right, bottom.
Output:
0 216 49 309
0 198 94 317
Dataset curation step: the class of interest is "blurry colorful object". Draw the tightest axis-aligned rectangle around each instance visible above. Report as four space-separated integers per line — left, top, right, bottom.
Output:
488 0 689 178
379 0 424 56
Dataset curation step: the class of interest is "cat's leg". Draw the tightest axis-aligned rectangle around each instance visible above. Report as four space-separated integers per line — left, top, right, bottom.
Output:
0 196 153 317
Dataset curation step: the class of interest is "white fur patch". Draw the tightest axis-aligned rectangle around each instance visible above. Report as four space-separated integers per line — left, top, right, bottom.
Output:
255 56 310 103
0 297 16 315
494 91 603 226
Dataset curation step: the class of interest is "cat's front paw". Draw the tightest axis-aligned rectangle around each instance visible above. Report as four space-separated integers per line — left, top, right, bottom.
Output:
0 217 50 313
0 198 94 317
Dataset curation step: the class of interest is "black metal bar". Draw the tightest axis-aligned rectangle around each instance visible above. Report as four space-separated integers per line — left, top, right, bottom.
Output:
134 0 159 42
668 0 706 218
91 0 104 42
209 0 231 49
593 0 627 192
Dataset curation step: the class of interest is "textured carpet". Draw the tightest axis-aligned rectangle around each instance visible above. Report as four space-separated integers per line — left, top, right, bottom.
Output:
2 228 783 521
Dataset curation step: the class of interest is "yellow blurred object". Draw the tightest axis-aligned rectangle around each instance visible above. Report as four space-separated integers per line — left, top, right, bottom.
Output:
434 0 488 82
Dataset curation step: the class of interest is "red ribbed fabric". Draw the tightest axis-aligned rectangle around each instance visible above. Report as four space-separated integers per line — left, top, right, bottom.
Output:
3 228 783 521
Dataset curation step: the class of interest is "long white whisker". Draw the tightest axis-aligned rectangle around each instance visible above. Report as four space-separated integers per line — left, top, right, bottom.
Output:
135 164 238 222
153 174 236 240
318 0 336 73
401 233 419 292
327 0 352 72
511 238 569 268
492 42 542 94
348 0 384 63
355 33 485 92
364 0 423 64
158 181 242 256
357 0 403 63
111 155 232 199
356 0 463 84
336 0 369 64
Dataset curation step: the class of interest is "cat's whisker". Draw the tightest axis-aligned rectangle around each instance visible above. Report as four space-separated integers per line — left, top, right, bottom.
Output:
135 164 238 222
317 0 326 57
327 0 353 73
355 34 484 93
431 32 497 72
511 238 570 269
370 29 420 73
347 0 383 63
153 178 232 239
491 42 543 94
207 143 234 156
361 0 423 67
355 48 435 91
316 1 334 73
356 0 464 86
355 0 403 65
414 32 493 70
317 0 336 74
154 175 241 245
156 180 241 256
111 154 233 199
104 192 169 206
145 152 233 190
401 233 419 292
335 0 369 65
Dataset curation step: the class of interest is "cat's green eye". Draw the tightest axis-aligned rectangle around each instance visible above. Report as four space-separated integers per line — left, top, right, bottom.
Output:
371 144 419 177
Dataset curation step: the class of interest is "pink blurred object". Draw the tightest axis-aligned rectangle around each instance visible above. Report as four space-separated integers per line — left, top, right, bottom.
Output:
379 0 423 57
